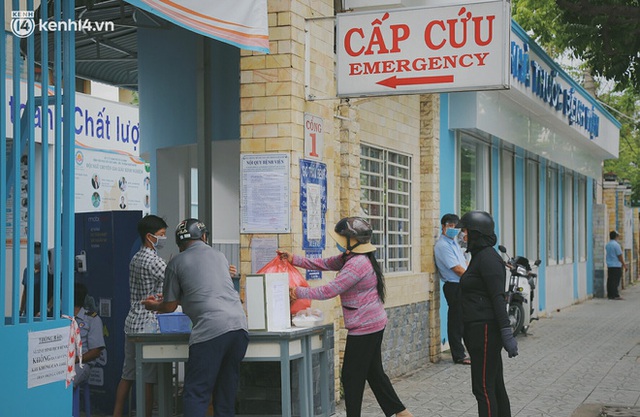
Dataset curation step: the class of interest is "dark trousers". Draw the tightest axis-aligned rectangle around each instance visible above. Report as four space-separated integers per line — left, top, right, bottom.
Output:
464 322 511 417
342 329 405 417
443 282 466 361
607 267 622 299
183 329 249 417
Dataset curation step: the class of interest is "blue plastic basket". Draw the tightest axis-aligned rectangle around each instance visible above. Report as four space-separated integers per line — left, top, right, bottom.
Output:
157 312 192 333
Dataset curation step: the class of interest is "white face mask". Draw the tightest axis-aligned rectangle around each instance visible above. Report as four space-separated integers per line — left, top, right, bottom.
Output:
149 234 167 250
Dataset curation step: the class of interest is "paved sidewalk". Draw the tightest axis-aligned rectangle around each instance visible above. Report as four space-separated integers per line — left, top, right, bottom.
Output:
333 283 640 417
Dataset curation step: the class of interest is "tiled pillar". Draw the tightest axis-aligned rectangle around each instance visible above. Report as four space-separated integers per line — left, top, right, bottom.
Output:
419 94 441 362
239 0 341 400
592 204 607 298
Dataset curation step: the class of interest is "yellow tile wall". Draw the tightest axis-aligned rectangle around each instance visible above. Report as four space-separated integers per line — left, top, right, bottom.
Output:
240 0 444 397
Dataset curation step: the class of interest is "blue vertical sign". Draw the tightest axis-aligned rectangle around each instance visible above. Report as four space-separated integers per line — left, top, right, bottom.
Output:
300 159 327 253
305 249 323 280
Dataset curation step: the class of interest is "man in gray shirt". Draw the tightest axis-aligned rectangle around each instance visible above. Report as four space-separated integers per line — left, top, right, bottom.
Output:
143 218 248 417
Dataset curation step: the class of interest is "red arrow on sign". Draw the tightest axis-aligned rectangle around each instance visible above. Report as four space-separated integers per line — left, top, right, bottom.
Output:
376 75 455 89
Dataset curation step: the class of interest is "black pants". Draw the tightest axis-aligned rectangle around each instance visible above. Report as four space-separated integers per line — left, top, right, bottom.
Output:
464 321 511 417
342 329 405 417
443 282 466 361
607 267 622 299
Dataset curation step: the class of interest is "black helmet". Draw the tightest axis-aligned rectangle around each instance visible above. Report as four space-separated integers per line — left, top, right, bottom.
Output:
329 217 376 253
457 211 495 236
175 218 208 245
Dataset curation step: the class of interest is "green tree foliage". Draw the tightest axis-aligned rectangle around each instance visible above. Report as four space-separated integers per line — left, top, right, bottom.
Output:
600 90 640 205
513 0 640 205
512 0 640 94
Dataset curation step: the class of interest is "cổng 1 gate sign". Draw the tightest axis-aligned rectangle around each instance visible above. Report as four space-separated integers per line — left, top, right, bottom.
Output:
336 1 510 97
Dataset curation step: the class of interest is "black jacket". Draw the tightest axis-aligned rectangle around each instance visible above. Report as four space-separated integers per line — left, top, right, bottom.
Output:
460 233 510 329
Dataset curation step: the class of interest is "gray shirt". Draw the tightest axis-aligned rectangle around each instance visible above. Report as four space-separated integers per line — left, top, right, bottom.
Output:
163 240 247 345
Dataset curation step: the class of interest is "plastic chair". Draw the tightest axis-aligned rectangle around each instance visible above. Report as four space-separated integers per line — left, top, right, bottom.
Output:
72 381 91 417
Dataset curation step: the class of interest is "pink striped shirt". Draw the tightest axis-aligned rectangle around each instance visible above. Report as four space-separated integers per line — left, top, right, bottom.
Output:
293 253 387 336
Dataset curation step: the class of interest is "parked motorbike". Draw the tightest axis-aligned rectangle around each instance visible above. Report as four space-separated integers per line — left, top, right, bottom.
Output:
498 245 541 336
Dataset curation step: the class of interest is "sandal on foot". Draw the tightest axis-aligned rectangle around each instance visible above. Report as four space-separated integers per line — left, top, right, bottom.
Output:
455 357 471 365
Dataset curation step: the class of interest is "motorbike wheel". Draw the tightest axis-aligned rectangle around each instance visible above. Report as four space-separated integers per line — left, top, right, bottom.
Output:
508 302 525 336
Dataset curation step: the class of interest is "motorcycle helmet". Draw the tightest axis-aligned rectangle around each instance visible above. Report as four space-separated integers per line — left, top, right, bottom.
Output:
457 210 495 236
175 218 208 245
329 217 376 254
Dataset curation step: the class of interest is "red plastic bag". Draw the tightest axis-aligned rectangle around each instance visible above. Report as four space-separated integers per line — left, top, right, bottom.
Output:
257 256 311 314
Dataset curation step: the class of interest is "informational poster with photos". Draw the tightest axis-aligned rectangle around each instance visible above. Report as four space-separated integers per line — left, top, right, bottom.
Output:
4 85 143 245
75 149 150 215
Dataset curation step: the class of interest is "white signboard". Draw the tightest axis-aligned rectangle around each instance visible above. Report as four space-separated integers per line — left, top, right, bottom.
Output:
246 275 268 330
304 113 323 160
245 272 291 331
240 153 290 234
28 327 69 388
75 149 150 215
4 80 144 242
265 273 292 331
4 80 140 156
336 0 510 97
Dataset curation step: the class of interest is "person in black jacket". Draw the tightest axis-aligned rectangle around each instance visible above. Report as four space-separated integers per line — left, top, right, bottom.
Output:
457 211 518 417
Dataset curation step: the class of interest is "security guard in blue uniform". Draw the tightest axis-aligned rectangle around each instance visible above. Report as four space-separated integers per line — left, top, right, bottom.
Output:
74 283 106 387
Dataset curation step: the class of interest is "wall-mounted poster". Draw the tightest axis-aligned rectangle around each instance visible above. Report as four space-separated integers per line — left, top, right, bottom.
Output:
75 149 150 215
240 153 290 233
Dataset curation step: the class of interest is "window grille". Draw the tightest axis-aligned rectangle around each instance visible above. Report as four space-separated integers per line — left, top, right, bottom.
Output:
360 145 412 273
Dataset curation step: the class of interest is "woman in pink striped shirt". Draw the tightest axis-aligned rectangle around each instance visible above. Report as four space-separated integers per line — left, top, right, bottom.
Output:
279 217 413 417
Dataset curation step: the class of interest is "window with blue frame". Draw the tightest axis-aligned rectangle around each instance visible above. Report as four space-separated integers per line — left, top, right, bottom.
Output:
458 133 491 215
190 167 198 218
525 159 540 261
546 166 559 264
500 148 515 253
578 178 587 261
564 172 574 263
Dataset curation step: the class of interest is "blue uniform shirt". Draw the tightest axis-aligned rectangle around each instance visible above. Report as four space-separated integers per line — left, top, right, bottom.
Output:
74 307 106 386
434 234 467 283
605 239 623 268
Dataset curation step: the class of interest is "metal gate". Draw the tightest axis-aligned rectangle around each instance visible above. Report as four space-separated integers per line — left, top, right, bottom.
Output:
1 0 76 414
